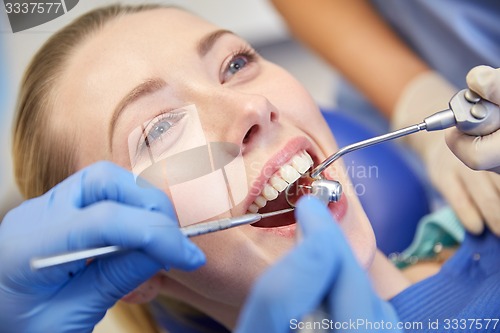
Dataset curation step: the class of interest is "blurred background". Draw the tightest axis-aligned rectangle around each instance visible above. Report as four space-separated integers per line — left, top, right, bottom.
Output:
0 0 338 216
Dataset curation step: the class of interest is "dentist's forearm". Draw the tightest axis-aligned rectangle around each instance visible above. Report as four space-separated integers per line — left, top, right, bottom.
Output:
270 0 428 117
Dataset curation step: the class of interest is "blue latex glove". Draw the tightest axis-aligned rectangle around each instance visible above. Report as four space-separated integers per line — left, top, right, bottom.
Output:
236 197 400 333
0 161 205 333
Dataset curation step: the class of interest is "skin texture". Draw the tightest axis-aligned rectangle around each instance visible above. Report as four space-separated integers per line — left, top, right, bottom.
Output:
49 8 399 329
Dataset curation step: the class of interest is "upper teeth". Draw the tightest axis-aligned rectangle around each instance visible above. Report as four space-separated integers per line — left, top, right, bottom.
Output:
248 151 313 213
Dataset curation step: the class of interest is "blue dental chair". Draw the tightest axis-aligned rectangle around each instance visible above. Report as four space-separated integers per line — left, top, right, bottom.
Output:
323 110 430 255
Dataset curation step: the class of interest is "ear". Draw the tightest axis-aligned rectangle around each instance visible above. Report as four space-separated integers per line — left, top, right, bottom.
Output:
121 273 163 304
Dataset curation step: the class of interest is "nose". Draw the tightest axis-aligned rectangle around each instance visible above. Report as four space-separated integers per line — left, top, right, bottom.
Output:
205 90 279 149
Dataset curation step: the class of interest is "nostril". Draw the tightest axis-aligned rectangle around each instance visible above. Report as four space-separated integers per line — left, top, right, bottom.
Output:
270 111 278 122
243 125 259 144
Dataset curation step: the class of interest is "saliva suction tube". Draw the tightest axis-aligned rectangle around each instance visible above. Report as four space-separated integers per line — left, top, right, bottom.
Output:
284 88 500 208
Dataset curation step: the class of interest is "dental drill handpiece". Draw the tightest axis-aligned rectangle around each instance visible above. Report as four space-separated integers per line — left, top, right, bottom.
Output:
309 88 500 179
293 90 499 330
30 208 294 270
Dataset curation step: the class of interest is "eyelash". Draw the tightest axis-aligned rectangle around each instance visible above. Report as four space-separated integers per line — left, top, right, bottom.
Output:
137 111 186 153
221 46 258 83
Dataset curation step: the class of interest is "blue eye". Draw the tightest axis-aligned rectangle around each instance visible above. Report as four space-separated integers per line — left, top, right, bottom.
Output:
146 120 172 143
138 112 186 152
228 56 248 75
221 47 258 83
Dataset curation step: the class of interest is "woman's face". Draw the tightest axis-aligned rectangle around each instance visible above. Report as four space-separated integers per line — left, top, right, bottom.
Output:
52 8 375 309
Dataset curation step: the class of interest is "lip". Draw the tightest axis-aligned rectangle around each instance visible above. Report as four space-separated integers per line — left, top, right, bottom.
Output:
243 136 316 210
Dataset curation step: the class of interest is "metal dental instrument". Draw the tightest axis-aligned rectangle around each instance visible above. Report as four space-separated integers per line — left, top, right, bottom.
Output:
309 88 500 179
31 208 294 270
285 178 343 207
284 88 500 207
294 89 500 333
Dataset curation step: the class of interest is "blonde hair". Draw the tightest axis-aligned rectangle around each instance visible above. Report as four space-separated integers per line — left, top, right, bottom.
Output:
12 4 170 333
13 3 163 199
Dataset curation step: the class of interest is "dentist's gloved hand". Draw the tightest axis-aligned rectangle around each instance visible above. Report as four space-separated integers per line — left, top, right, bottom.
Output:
236 197 400 333
0 161 205 333
392 71 500 236
446 66 500 174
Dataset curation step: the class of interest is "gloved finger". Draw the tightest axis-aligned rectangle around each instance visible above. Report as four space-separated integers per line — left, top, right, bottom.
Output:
236 197 340 333
320 215 399 330
445 128 500 172
436 170 483 234
460 170 500 234
37 256 153 331
58 251 163 312
52 161 174 215
68 201 205 271
466 66 500 104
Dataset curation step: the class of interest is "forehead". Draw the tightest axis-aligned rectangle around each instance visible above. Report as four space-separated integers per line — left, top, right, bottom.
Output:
85 8 218 58
53 8 222 165
59 8 222 95
68 8 220 69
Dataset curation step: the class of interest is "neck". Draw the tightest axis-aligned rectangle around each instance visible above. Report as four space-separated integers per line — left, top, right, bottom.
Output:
159 275 239 330
162 250 413 330
368 250 411 300
188 295 240 330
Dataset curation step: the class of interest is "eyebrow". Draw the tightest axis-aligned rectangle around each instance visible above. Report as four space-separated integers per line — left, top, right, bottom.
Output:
197 29 234 56
108 29 234 149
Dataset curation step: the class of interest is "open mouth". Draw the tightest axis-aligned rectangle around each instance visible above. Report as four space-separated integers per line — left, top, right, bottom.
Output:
249 150 314 228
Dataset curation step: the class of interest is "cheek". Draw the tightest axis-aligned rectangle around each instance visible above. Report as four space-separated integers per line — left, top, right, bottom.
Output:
271 78 333 142
339 186 377 269
263 65 321 121
343 217 377 269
